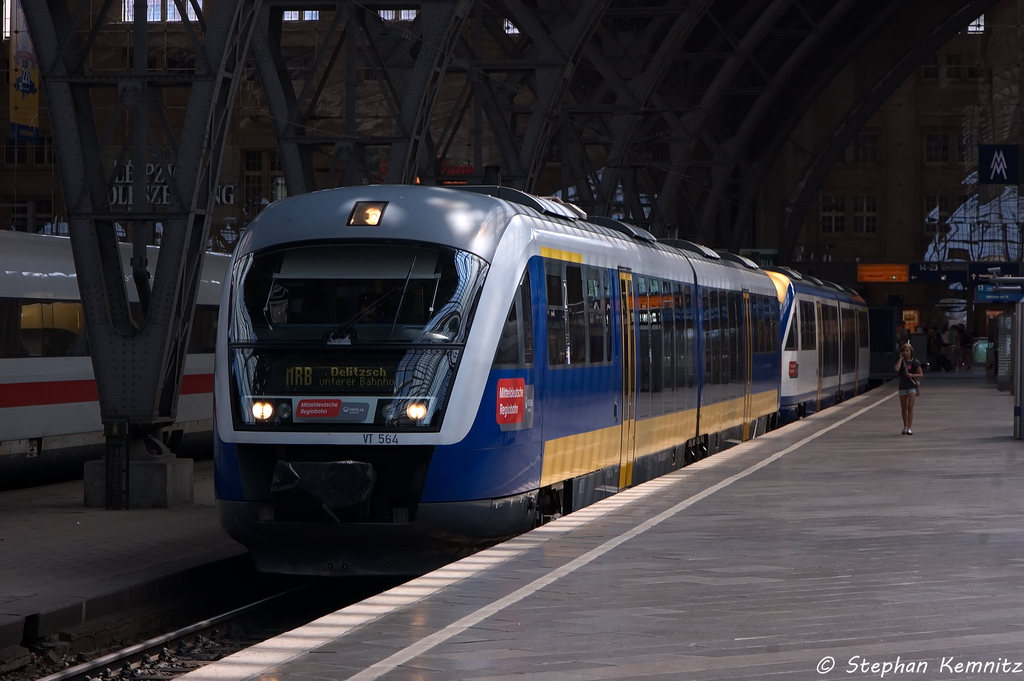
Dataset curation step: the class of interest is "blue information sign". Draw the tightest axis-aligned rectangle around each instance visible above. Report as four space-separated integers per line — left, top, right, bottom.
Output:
976 284 1024 303
978 145 1019 184
909 262 967 282
969 262 1020 282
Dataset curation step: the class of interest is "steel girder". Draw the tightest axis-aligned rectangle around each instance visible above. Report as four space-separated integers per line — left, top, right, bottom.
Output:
771 0 1003 262
243 1 998 251
247 0 604 192
23 0 261 438
541 0 998 252
708 0 863 251
27 1 999 249
644 0 800 238
557 0 901 240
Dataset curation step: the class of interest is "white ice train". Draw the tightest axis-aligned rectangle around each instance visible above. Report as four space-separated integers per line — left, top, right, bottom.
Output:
0 230 228 488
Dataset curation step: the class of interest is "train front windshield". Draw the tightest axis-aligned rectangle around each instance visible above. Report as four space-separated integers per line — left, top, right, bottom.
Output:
227 243 488 431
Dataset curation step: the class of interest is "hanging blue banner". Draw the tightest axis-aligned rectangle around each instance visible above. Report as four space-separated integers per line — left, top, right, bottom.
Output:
978 145 1018 184
9 0 39 144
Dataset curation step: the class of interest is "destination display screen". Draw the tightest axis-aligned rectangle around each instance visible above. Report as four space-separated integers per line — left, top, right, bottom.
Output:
273 361 397 394
230 346 460 430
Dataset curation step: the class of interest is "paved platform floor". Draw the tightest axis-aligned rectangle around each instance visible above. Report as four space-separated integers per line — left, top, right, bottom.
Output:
180 369 1024 681
0 457 246 662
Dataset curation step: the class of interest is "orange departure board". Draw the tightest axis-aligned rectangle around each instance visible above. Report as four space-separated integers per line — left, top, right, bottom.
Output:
857 264 909 282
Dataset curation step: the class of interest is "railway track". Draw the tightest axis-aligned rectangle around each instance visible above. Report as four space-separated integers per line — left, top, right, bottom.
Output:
17 576 403 681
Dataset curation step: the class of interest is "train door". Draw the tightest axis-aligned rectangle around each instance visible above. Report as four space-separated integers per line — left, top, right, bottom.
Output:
815 300 824 411
618 269 638 488
742 291 754 439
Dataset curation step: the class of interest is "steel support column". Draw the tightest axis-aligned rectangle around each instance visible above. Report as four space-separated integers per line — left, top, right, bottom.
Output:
24 0 261 506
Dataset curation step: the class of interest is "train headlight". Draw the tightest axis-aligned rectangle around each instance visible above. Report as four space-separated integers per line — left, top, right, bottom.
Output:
277 401 292 420
252 401 274 420
406 402 428 421
348 201 388 226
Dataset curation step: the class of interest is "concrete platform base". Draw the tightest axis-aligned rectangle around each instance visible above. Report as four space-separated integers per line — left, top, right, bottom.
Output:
0 645 31 674
83 458 194 508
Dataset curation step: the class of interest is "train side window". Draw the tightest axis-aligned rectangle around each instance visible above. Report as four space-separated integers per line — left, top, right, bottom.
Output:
188 305 219 354
649 278 663 414
522 275 535 365
751 296 761 355
857 310 869 348
729 292 741 387
672 283 683 396
661 280 675 414
762 296 774 354
673 283 691 401
743 294 751 384
493 270 533 368
637 276 652 418
765 295 779 355
702 289 711 389
799 300 816 350
647 278 664 415
719 291 731 386
753 294 761 352
9 299 86 357
822 304 840 377
682 284 695 390
841 308 856 372
585 268 608 364
0 298 27 357
784 307 798 350
732 293 741 394
705 289 720 388
735 293 744 392
769 299 779 354
545 263 566 366
566 266 587 364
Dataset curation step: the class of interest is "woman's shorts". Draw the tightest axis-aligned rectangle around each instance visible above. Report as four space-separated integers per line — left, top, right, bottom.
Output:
899 388 918 396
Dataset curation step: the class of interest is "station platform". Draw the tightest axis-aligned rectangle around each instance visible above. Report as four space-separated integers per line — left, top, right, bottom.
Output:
3 367 1023 680
0 458 247 672
182 368 1024 681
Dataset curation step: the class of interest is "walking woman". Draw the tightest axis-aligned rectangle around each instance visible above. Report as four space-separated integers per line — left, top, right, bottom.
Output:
895 343 923 435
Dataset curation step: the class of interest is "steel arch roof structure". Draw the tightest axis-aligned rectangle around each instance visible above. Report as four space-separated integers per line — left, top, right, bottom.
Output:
22 0 999 444
250 0 998 258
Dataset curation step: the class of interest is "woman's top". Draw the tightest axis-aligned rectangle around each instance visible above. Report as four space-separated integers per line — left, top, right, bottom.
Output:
897 358 921 391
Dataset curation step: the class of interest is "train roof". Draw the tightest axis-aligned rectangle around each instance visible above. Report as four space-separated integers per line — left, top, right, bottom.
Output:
236 184 708 259
235 184 777 294
235 185 537 262
0 231 81 299
0 229 228 303
764 265 865 304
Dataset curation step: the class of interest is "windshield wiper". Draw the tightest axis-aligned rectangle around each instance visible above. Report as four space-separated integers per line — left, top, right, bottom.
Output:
390 256 417 336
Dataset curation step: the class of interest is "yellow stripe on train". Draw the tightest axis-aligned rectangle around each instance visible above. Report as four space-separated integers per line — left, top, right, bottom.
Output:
634 408 699 459
539 390 778 488
540 425 620 488
539 246 583 263
698 390 778 435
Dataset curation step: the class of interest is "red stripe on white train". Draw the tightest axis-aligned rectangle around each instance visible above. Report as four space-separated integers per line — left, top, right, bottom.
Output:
0 374 214 409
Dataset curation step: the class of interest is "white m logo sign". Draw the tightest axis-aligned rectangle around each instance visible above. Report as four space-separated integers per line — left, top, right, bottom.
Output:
990 150 1009 180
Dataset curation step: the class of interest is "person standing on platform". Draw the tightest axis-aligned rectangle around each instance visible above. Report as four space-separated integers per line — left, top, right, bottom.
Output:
895 343 923 435
939 324 951 360
959 325 973 370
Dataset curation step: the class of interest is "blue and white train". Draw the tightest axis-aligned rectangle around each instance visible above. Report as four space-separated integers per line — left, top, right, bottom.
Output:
766 267 871 423
213 184 864 576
